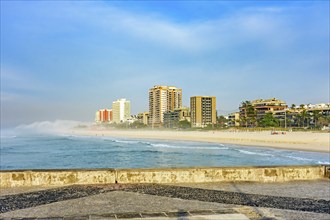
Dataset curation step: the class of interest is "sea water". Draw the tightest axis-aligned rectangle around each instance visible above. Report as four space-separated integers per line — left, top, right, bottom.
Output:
1 133 329 170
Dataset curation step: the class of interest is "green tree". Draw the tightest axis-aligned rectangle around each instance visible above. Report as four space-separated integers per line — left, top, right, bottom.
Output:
311 110 321 128
300 109 308 127
178 120 191 129
129 121 147 129
217 115 228 127
240 101 255 127
318 116 330 127
259 113 279 127
246 105 257 127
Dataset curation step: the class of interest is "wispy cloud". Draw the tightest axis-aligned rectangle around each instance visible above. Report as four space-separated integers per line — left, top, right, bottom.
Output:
1 1 328 126
68 3 301 54
1 66 46 99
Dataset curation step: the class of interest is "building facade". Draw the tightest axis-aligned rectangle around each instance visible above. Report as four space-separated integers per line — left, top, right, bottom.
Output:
273 103 330 128
163 107 191 128
239 98 287 127
227 112 240 127
112 98 131 123
137 112 149 125
95 109 113 123
190 96 216 128
148 85 182 127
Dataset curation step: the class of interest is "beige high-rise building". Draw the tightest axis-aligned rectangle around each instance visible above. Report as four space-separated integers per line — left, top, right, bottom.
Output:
112 98 131 123
148 85 182 127
190 96 216 128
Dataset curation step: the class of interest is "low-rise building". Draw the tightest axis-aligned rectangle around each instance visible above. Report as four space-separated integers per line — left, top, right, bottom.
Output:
227 112 240 127
273 103 330 127
95 109 113 123
239 98 287 127
163 107 191 128
137 112 149 125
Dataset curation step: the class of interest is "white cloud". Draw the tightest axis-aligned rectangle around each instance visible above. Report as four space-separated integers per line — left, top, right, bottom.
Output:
83 4 295 53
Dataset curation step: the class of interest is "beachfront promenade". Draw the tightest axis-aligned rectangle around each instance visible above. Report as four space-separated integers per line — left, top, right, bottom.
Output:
1 165 330 219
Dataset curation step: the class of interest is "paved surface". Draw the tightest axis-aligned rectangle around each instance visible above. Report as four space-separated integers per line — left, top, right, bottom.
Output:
0 179 329 219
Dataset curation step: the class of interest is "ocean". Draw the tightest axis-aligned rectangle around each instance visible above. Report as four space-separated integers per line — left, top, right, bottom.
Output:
1 132 329 170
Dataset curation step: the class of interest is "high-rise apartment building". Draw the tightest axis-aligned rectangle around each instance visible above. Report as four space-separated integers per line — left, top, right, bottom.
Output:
190 96 216 128
95 109 113 123
148 85 182 127
112 98 131 123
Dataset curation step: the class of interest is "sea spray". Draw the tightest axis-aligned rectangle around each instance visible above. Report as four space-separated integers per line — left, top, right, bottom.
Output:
15 120 91 134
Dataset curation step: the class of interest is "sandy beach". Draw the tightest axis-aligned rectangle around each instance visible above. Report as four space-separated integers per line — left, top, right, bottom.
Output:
71 128 330 153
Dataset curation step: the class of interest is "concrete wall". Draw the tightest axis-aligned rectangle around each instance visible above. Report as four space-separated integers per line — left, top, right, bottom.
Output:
0 169 116 187
0 166 328 188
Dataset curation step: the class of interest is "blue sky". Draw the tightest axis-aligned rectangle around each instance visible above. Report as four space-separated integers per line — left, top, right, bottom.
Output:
1 1 329 127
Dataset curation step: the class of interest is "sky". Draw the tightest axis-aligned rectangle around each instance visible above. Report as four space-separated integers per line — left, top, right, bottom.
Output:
1 1 329 128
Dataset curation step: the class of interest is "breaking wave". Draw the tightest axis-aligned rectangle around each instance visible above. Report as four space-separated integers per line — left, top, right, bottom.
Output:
148 143 229 150
237 149 273 157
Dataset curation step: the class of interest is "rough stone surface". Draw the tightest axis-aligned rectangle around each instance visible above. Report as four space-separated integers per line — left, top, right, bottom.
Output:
1 166 326 188
1 181 330 220
170 179 330 200
0 170 116 188
123 184 330 214
0 191 235 218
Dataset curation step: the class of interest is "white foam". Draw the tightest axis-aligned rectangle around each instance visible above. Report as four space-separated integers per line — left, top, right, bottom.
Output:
114 140 141 144
238 149 273 157
285 155 314 162
150 143 228 150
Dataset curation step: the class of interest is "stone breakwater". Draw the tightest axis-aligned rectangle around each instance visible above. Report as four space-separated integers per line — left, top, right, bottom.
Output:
1 165 329 188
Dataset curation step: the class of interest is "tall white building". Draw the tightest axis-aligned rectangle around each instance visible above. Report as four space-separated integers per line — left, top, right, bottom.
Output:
112 98 131 123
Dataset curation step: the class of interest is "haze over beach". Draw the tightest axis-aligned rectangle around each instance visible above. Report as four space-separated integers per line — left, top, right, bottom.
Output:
1 1 329 128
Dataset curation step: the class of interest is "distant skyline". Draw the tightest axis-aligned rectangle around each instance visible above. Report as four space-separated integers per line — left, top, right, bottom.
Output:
1 1 329 128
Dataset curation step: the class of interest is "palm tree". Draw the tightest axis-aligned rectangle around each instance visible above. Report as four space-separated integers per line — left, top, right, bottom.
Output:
300 109 307 127
247 105 257 127
240 101 250 127
240 101 255 127
312 110 321 128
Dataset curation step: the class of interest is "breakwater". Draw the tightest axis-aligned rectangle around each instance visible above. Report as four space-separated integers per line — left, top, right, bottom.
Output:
1 165 329 187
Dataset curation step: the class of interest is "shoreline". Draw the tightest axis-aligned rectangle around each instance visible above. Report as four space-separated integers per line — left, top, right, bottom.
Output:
71 128 330 153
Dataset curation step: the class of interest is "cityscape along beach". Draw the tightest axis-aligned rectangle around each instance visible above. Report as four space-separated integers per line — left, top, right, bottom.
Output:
95 85 330 132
